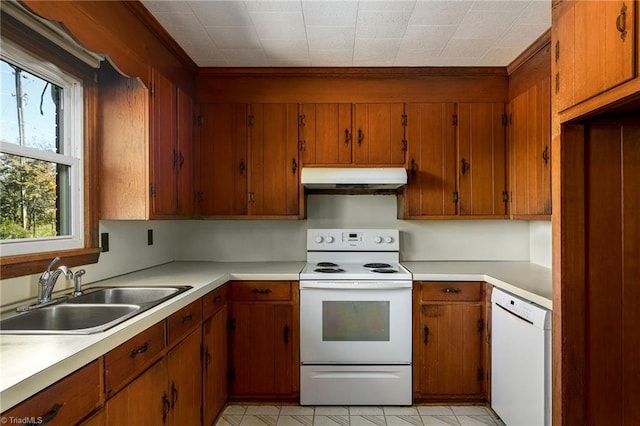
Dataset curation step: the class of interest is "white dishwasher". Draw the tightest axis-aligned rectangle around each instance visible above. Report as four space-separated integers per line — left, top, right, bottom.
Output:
491 288 551 426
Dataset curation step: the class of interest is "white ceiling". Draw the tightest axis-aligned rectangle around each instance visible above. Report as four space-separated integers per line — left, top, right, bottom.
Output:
140 0 551 68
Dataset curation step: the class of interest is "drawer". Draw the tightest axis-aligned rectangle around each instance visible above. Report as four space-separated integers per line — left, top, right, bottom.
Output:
105 321 165 397
2 360 102 426
420 282 482 302
231 281 292 301
203 285 228 319
167 299 203 346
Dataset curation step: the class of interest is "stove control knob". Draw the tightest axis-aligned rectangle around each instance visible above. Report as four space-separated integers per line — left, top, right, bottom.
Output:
325 236 334 243
374 236 383 244
314 235 324 243
384 236 394 243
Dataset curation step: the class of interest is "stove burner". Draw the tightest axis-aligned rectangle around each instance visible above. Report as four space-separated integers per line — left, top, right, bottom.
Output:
314 268 346 273
372 268 398 274
316 262 339 267
364 263 392 269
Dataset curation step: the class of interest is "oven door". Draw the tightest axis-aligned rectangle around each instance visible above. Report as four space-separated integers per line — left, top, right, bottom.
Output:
299 281 412 364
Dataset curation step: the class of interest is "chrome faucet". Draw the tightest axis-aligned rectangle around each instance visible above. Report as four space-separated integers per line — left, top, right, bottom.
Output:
38 257 73 304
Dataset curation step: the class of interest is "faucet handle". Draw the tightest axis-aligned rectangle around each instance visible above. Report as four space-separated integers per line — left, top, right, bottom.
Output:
45 257 61 274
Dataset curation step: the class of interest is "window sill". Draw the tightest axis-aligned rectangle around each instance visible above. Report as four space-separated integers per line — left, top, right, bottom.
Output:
0 248 101 279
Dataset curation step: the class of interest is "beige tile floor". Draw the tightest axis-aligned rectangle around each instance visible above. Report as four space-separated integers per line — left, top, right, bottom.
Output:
216 404 507 426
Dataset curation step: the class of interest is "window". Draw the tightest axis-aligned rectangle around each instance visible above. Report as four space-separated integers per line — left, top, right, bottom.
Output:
1 39 84 256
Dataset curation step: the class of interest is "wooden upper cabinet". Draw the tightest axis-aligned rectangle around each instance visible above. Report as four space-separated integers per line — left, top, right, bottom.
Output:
197 103 248 216
248 103 300 217
353 103 406 165
299 104 352 165
553 0 636 112
509 79 552 218
402 103 457 218
456 103 507 217
300 103 406 166
150 69 194 218
196 103 300 218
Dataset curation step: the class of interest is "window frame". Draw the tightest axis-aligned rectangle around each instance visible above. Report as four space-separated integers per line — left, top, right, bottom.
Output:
0 10 100 279
1 39 85 256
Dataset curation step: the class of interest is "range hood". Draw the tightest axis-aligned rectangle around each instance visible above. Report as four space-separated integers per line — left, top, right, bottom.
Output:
301 167 407 190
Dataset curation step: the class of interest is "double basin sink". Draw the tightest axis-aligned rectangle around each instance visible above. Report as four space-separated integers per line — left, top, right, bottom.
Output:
0 286 191 335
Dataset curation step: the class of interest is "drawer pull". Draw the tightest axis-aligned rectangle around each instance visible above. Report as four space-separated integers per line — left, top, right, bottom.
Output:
181 314 193 324
441 287 461 294
129 342 149 358
252 288 272 295
213 295 222 302
35 403 61 425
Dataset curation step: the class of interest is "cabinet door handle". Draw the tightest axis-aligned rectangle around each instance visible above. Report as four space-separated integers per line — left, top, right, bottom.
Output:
239 160 246 175
616 3 628 41
292 158 298 174
442 287 461 294
162 392 171 423
173 148 178 167
130 341 149 358
423 326 429 344
461 158 470 175
357 128 364 145
542 145 549 165
251 288 272 295
410 158 417 173
344 129 351 145
36 403 62 425
171 381 178 408
181 314 193 324
284 325 290 344
179 152 185 167
205 348 212 369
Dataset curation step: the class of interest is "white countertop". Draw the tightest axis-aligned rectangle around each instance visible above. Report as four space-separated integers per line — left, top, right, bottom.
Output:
403 261 552 310
0 260 551 412
0 261 304 412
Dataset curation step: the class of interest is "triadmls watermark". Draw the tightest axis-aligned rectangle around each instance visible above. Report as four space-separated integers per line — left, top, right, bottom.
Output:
1 416 44 424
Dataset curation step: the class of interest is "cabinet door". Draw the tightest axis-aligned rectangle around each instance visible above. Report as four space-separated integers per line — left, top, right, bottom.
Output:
554 0 636 111
229 302 294 396
457 103 507 216
198 103 248 216
403 103 457 217
106 359 168 425
167 329 202 426
510 80 551 217
203 305 228 426
150 69 178 216
353 104 406 165
299 104 352 164
176 88 194 216
249 104 299 216
418 304 484 397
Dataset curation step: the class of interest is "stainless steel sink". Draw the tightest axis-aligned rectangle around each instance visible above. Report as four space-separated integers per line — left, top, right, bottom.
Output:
0 304 141 334
0 285 192 335
67 286 189 305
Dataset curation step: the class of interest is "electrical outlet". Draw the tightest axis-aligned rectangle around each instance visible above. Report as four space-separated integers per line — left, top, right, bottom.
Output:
147 229 153 246
101 232 110 252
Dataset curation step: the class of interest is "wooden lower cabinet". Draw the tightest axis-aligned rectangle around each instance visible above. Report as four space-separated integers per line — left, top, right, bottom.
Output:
228 281 299 399
202 304 228 425
413 282 489 402
105 328 202 425
2 360 103 426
